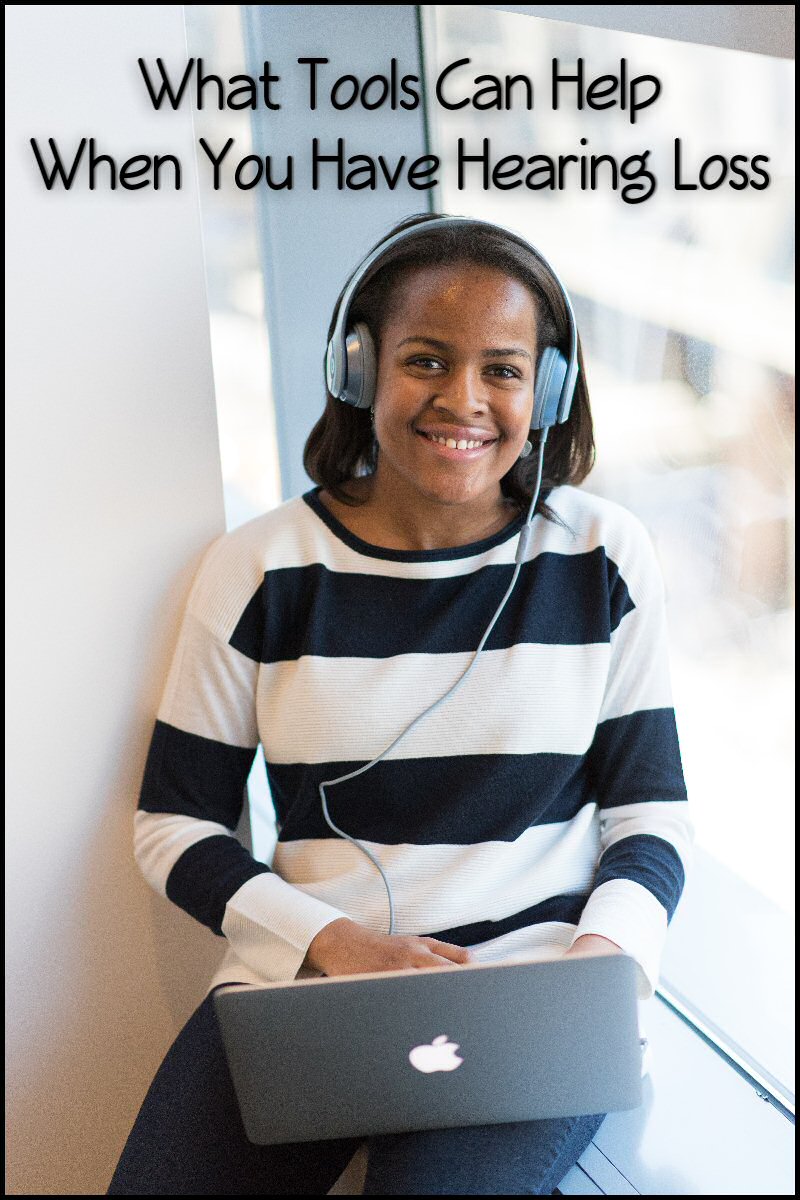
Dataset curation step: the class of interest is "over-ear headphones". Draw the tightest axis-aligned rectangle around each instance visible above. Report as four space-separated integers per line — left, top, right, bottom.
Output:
325 215 579 433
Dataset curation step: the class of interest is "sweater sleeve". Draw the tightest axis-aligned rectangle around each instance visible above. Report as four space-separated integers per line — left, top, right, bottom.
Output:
569 513 694 1001
134 531 351 982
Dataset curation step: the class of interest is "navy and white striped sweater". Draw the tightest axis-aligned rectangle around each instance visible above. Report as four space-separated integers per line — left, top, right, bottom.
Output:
135 483 693 1007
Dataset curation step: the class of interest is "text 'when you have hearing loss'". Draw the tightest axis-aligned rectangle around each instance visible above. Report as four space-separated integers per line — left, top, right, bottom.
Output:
31 135 769 205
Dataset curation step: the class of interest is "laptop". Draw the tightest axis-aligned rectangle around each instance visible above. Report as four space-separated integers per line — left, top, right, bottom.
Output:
213 953 642 1145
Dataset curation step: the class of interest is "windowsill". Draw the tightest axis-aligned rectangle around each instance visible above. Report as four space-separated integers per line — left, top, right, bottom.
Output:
560 992 794 1195
658 845 794 1103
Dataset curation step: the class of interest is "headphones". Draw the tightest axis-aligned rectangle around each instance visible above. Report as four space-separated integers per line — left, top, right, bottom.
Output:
325 214 580 434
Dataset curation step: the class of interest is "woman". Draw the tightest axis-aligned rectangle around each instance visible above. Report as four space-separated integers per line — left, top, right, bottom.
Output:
108 213 692 1195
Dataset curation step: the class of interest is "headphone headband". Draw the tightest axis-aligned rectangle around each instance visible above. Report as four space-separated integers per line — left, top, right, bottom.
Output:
326 215 579 428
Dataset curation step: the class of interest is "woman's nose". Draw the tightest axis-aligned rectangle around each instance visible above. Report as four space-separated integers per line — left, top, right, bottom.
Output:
434 365 488 411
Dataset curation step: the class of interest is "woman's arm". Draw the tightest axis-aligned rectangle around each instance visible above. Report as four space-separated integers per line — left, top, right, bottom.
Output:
566 511 695 999
134 530 351 982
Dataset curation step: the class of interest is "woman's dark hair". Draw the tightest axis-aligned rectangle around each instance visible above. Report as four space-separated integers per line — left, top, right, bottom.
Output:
303 212 595 524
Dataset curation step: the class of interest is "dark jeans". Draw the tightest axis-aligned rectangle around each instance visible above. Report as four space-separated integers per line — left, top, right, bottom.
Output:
107 984 606 1196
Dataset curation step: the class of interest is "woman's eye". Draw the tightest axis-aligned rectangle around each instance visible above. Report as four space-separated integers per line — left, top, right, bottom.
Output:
409 356 444 370
487 365 522 380
407 358 522 380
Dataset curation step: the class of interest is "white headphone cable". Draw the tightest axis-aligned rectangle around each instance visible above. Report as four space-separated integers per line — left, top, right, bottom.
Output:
317 430 549 935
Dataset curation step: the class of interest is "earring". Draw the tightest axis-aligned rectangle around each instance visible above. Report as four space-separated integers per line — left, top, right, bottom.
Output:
370 403 375 429
518 438 533 459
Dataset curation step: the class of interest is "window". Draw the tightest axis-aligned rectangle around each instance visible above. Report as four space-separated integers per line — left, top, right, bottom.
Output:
188 2 794 1106
184 5 282 531
184 4 280 860
422 4 794 1100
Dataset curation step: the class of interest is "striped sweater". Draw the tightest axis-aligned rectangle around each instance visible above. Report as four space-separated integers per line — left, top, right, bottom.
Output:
135 483 693 1015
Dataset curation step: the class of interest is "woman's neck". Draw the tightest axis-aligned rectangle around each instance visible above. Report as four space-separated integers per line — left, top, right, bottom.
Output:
329 473 520 552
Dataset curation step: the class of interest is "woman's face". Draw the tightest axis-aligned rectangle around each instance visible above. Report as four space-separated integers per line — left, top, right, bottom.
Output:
372 263 538 512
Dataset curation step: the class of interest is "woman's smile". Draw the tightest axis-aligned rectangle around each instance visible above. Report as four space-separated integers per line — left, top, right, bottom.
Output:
414 427 499 459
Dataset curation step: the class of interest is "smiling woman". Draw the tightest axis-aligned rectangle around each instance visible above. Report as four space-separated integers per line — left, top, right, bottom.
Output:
295 216 690 999
113 213 693 1196
305 213 595 550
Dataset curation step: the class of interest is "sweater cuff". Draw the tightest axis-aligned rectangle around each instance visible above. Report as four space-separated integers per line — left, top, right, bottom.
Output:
220 871 352 983
570 878 668 1001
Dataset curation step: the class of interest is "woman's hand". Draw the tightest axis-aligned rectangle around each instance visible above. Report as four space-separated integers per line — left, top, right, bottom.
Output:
303 918 476 977
560 934 625 960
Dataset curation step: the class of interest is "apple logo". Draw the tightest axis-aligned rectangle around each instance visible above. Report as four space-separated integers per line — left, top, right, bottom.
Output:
408 1034 464 1073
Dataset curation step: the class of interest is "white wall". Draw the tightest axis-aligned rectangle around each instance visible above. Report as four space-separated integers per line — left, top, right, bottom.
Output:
5 6 233 1193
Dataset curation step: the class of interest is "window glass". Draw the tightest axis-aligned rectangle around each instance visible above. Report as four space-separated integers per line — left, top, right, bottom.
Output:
184 5 279 863
423 6 794 1095
184 5 282 531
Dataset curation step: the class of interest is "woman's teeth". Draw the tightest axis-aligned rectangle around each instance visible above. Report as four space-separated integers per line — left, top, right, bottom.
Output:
420 432 492 449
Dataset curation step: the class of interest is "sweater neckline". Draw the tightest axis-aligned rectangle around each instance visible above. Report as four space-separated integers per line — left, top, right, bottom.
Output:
302 486 528 562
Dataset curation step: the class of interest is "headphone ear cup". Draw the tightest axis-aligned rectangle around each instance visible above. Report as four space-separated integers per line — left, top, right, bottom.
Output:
532 346 568 430
342 321 377 410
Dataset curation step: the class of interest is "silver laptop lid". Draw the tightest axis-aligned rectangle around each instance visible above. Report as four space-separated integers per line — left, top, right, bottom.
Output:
214 954 642 1145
